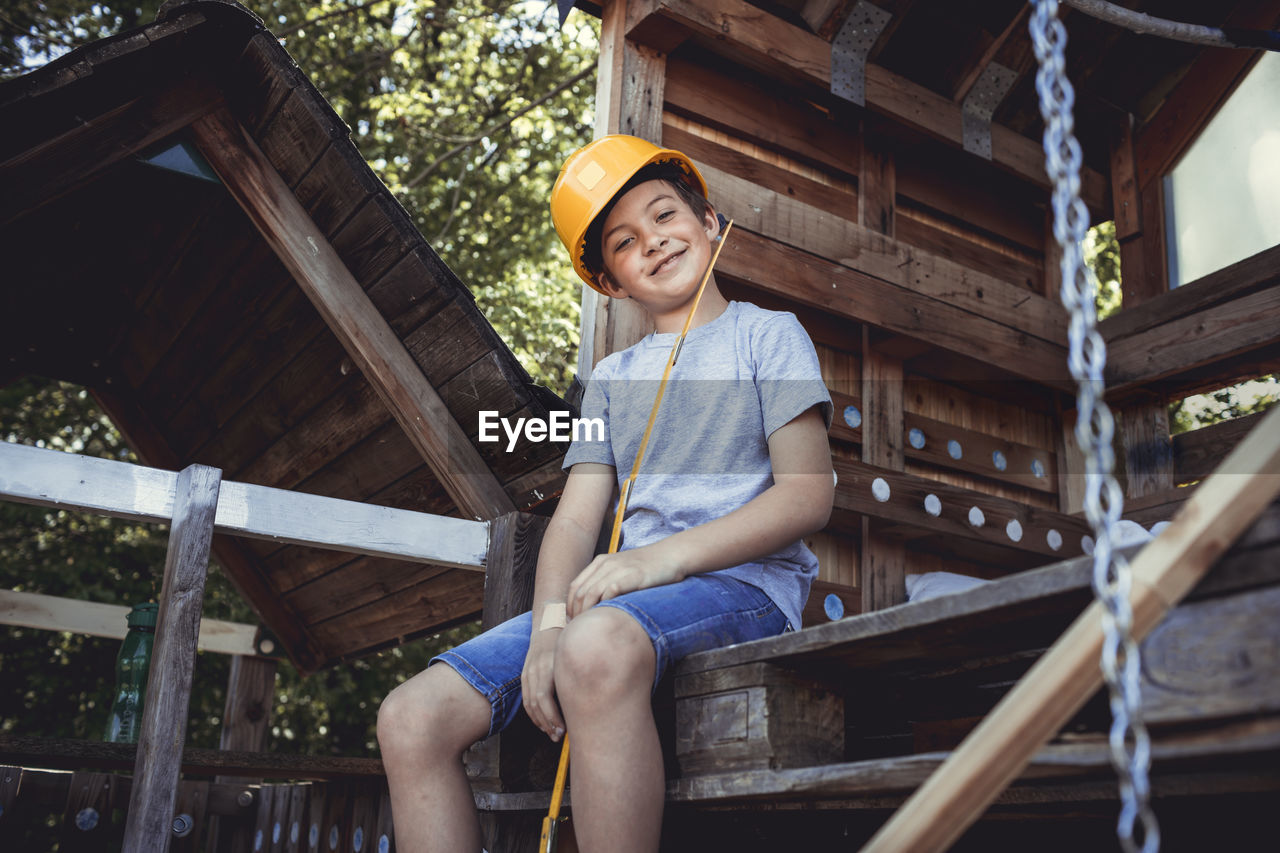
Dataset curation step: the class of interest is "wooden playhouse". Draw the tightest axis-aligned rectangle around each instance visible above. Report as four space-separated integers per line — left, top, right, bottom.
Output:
3 0 1279 850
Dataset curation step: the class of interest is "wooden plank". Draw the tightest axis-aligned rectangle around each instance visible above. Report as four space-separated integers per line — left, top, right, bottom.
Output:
1105 284 1280 393
0 736 386 780
189 108 514 521
586 4 665 370
1117 397 1174 499
1173 410 1267 486
1108 111 1140 240
0 441 490 570
305 569 484 657
861 328 906 612
703 163 1069 349
123 464 221 853
171 780 210 853
664 55 861 180
862 405 1280 852
833 457 1091 558
902 412 1058 495
89 384 329 675
60 771 122 852
859 122 895 238
1100 242 1280 341
482 512 549 630
294 143 386 246
219 656 277 757
0 589 259 657
0 76 224 227
716 228 1071 387
330 194 417 289
625 0 1108 211
283 558 452 624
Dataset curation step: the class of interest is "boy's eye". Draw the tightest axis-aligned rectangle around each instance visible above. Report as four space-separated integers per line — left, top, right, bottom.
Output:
657 210 674 221
613 236 633 253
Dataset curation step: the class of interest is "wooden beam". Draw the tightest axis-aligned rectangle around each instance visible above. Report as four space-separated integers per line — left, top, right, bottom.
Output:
1100 242 1280 341
833 457 1091 558
0 77 223 227
0 734 385 780
583 0 665 373
0 441 490 570
716 227 1071 388
0 589 259 657
950 4 1031 104
861 403 1280 852
625 0 1108 211
188 109 514 521
861 325 906 611
1105 283 1280 394
123 464 221 853
703 162 1068 348
1173 409 1268 486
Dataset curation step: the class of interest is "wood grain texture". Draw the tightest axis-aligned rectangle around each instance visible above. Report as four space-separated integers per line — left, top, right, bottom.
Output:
188 108 514 521
123 464 221 853
862 405 1280 852
626 0 1108 210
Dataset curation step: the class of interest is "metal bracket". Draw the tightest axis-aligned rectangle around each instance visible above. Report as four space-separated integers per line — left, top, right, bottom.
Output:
961 61 1019 159
831 1 893 106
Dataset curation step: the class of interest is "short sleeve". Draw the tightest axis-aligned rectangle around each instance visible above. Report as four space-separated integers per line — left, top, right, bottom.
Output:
754 313 833 440
561 357 616 471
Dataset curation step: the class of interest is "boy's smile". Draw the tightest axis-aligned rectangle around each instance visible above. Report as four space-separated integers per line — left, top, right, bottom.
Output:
596 179 727 333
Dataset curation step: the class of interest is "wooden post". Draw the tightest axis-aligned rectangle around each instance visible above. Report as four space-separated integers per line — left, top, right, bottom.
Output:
858 124 906 611
474 512 552 853
122 464 222 853
210 654 278 853
188 110 514 522
582 0 666 373
861 404 1280 852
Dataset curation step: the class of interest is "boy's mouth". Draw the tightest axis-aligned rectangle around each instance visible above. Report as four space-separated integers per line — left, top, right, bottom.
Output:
651 250 684 276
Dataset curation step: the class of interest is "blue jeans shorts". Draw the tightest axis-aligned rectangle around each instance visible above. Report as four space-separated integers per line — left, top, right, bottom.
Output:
430 572 787 737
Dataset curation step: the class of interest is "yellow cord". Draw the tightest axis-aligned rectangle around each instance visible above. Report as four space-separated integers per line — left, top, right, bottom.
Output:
540 220 734 847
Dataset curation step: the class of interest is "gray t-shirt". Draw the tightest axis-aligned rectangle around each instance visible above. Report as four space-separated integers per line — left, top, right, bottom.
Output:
562 300 833 630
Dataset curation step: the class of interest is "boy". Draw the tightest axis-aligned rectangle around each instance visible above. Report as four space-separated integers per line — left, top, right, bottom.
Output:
378 135 834 853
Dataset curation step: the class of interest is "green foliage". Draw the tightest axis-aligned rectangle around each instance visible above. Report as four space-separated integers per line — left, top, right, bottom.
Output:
1078 222 1278 436
1083 220 1122 320
1 378 480 754
1169 376 1278 436
3 0 598 392
2 1 592 755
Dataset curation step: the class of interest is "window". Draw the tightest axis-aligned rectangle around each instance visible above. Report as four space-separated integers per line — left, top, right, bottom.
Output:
1163 51 1280 288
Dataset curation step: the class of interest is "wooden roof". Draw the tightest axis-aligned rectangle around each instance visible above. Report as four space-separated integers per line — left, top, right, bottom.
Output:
0 0 571 671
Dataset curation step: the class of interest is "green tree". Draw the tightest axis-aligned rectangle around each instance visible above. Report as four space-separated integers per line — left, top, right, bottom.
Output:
3 0 597 391
2 1 598 754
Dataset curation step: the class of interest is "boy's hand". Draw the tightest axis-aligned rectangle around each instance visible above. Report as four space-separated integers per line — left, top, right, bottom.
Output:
566 542 683 617
521 627 566 741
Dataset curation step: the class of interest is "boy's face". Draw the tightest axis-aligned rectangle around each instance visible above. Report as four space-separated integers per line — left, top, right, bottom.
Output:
595 179 719 317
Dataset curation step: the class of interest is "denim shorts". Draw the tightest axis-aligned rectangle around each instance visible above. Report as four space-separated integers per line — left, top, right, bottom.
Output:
430 572 787 737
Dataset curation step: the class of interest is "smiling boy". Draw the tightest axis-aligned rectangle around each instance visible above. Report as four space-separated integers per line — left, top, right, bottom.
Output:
378 136 834 853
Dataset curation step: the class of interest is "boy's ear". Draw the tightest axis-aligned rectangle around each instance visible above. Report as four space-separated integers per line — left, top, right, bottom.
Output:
702 206 721 239
595 269 628 299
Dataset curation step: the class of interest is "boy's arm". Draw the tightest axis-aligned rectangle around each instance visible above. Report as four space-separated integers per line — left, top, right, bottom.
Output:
522 461 615 740
567 406 833 616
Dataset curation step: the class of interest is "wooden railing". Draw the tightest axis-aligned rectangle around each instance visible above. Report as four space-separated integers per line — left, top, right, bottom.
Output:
0 439 503 853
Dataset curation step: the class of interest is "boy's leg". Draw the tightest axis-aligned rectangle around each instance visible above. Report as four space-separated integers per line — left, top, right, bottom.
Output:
377 663 492 853
554 606 663 853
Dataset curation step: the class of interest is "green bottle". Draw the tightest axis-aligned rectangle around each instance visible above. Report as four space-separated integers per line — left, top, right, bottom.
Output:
103 603 158 743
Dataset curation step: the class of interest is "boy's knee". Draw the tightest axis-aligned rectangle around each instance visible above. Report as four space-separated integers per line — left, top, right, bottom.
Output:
377 666 489 757
555 608 654 700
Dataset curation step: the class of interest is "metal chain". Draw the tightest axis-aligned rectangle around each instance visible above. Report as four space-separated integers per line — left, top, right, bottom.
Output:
1028 2 1160 851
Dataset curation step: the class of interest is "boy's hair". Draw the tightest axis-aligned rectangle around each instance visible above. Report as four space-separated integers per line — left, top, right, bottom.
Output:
581 162 714 280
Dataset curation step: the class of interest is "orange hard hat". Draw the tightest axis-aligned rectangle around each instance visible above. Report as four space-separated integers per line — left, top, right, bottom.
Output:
551 134 707 292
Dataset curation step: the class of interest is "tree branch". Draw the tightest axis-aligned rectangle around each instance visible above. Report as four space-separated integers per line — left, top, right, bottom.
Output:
1062 0 1280 51
404 62 594 190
